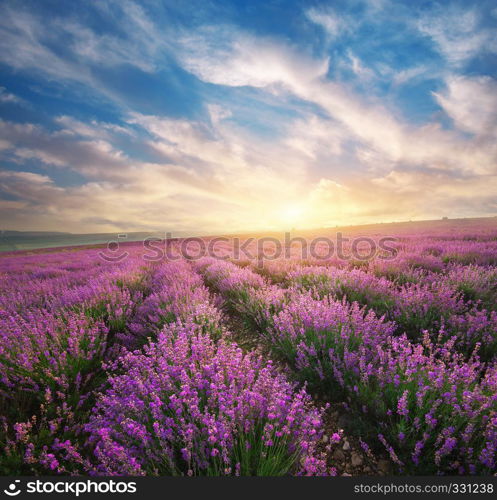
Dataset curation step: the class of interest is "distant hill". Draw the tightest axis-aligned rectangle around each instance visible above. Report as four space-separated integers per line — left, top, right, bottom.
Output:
0 230 165 252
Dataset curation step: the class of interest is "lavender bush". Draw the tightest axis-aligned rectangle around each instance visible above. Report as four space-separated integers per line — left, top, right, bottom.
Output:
87 321 330 476
269 295 497 474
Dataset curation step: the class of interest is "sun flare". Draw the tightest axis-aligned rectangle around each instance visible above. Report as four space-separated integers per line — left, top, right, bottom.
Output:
276 203 307 227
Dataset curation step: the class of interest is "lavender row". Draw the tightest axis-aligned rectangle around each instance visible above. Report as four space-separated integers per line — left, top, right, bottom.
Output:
0 252 157 474
195 257 497 475
85 260 333 476
260 263 497 361
0 256 334 475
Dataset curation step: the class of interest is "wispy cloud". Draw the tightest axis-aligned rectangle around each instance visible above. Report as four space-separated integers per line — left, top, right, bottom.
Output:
347 51 376 81
0 1 171 109
0 87 25 104
417 6 496 66
177 27 329 89
391 65 430 86
305 6 343 39
433 75 497 138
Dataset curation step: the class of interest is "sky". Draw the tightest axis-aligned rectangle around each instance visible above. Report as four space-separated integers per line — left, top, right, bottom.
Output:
0 0 496 234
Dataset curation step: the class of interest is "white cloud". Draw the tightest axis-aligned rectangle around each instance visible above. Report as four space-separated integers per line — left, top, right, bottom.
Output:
305 7 342 38
433 75 497 138
0 87 24 104
347 51 375 81
55 116 133 139
178 27 329 89
0 1 171 104
182 31 497 175
283 115 344 159
391 65 429 86
0 170 54 185
417 7 496 65
0 120 133 178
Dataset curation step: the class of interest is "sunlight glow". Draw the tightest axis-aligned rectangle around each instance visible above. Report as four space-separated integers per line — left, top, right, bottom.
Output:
277 203 306 227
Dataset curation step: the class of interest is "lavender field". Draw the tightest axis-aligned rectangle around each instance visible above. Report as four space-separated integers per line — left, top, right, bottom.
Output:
1 220 497 476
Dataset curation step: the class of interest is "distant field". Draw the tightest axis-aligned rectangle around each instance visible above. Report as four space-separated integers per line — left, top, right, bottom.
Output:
2 216 496 254
1 216 497 476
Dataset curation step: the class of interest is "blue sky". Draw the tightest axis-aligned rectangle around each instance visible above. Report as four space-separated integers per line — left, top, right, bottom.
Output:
0 0 496 233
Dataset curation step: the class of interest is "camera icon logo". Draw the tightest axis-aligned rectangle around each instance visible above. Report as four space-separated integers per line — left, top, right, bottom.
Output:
98 233 129 263
4 480 21 496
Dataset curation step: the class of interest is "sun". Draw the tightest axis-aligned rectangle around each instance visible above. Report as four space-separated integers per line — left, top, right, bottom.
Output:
277 203 306 227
